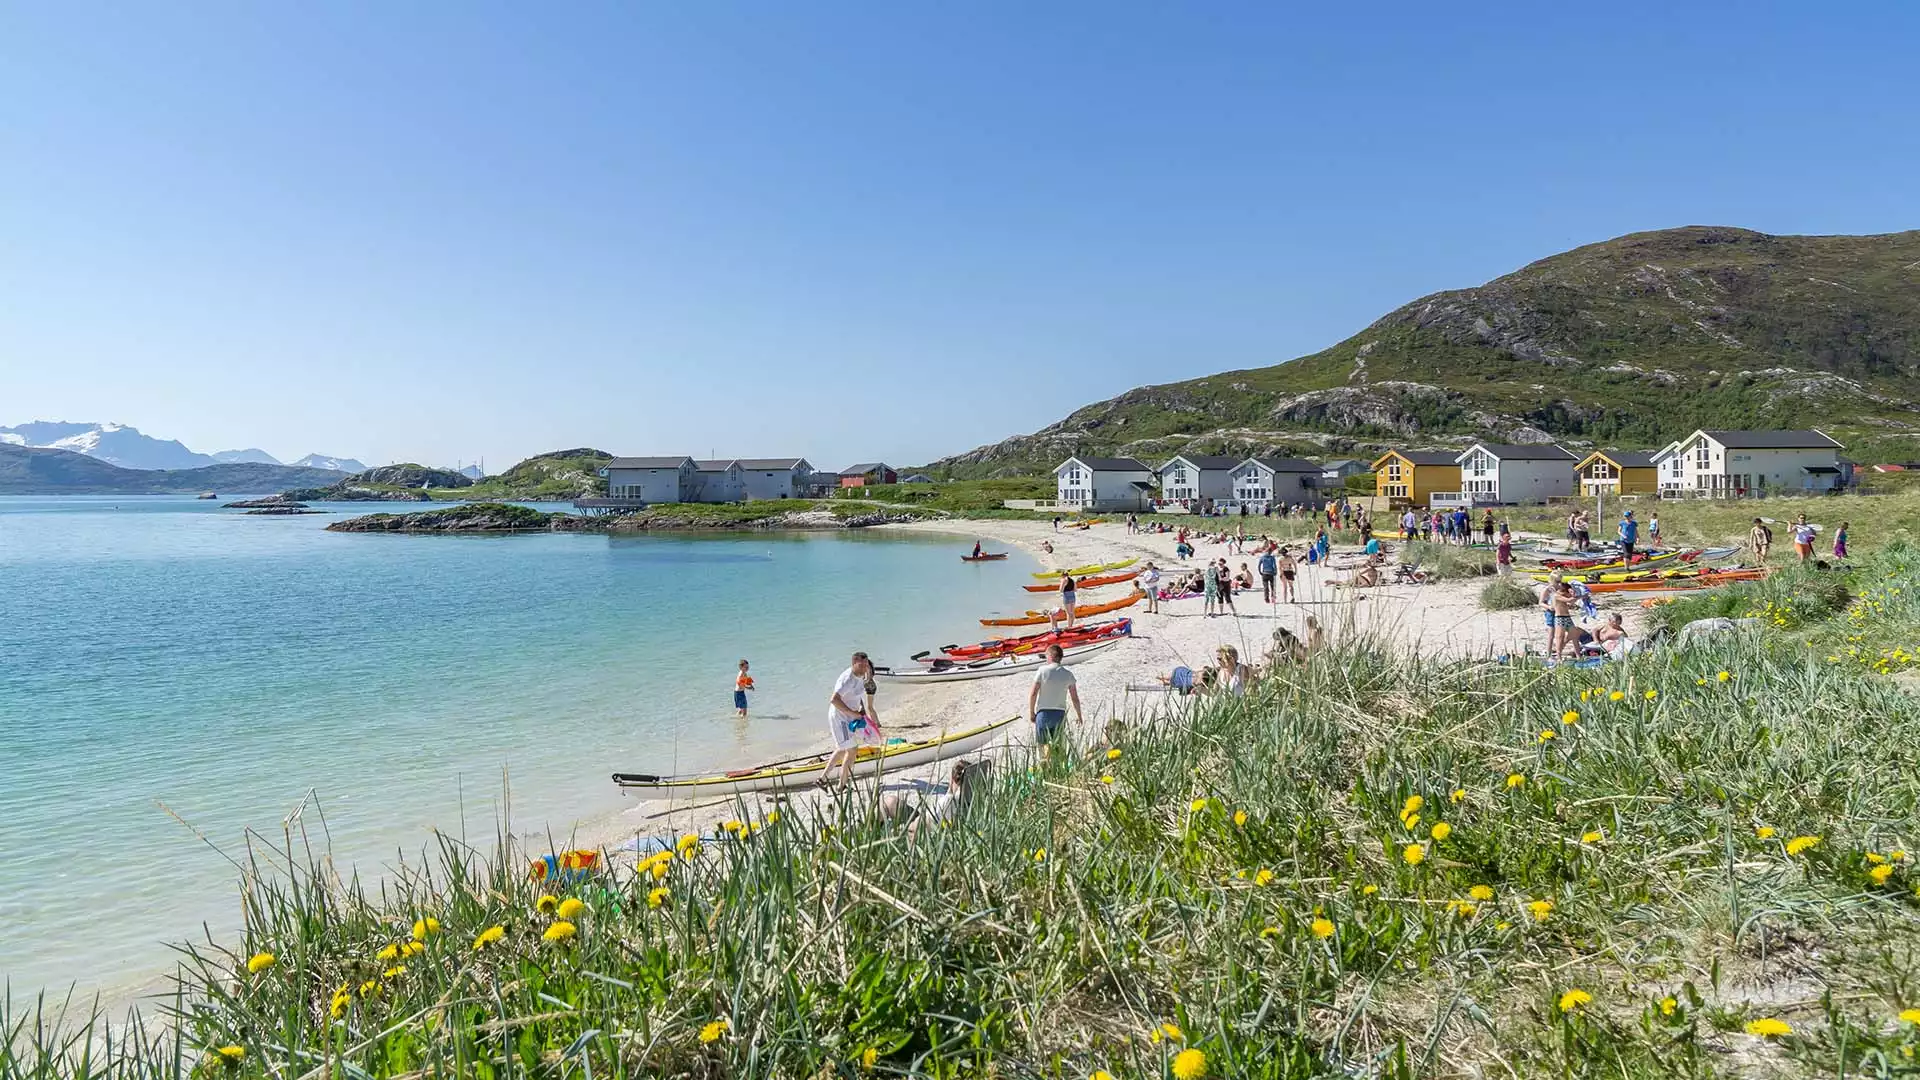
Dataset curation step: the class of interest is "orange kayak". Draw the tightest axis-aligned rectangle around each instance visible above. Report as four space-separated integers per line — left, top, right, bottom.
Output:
981 590 1145 627
1021 569 1142 593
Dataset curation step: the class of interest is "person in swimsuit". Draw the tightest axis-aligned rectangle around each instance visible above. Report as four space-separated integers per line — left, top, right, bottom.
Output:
733 659 754 718
1750 518 1772 563
1140 561 1162 614
1217 560 1238 616
1276 545 1297 603
1049 573 1078 631
1648 512 1661 546
1539 571 1564 655
1481 510 1496 546
1551 582 1577 658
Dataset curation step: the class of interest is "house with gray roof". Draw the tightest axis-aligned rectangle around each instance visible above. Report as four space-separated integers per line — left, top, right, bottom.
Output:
1652 430 1846 496
1155 454 1241 509
1231 457 1322 511
601 456 695 503
735 458 814 500
1455 443 1578 504
1054 455 1154 511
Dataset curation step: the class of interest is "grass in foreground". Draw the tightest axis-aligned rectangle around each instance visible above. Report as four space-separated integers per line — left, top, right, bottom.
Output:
12 604 1920 1077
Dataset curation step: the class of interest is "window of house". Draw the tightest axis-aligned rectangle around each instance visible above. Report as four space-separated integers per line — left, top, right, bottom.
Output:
1693 440 1711 472
1386 483 1408 498
1172 467 1188 484
1385 461 1402 481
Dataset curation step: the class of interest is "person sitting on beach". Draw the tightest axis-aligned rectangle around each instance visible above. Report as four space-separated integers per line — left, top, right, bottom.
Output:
1266 626 1308 667
1211 645 1249 696
1593 612 1633 658
880 758 989 840
1348 551 1385 588
1234 562 1255 591
1303 614 1327 653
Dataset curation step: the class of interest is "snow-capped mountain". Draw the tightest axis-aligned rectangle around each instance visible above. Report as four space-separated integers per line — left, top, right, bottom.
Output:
0 421 215 470
291 453 369 474
209 448 282 465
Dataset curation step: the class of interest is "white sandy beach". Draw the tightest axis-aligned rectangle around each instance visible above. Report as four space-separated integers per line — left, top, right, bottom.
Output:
568 515 1634 856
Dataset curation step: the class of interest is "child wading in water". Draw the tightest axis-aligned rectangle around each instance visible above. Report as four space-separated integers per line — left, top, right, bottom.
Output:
733 659 755 718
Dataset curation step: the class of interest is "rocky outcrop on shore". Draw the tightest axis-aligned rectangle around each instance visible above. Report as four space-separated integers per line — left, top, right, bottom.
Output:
244 506 324 515
223 497 307 509
282 486 432 502
326 503 932 534
327 504 562 533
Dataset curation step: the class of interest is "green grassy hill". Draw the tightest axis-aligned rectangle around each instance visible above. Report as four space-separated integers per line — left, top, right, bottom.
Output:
441 448 612 500
934 226 1920 475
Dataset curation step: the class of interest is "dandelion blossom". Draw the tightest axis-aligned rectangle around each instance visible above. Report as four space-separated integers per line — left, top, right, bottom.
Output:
648 887 670 908
1528 899 1554 922
1582 830 1603 843
1744 1017 1791 1037
1258 926 1280 939
1868 852 1888 864
1608 690 1625 702
1561 710 1580 726
1450 788 1466 803
860 1046 879 1070
1106 748 1122 760
1660 996 1678 1017
1785 835 1820 856
542 921 576 943
1755 826 1776 839
1430 822 1452 841
245 952 275 975
411 917 441 940
1558 988 1592 1012
1717 670 1732 683
1506 773 1526 789
1448 900 1476 917
1645 689 1658 701
1188 798 1209 813
214 1046 245 1062
1403 843 1425 866
329 987 352 1019
1099 774 1115 785
1403 812 1422 830
400 941 425 958
1537 729 1556 743
1150 1022 1184 1043
1092 1073 1115 1080
1253 868 1274 886
374 943 400 962
536 895 559 915
1032 848 1047 863
1871 864 1894 885
1469 884 1494 901
1170 1048 1208 1079
472 925 505 950
699 1019 729 1044
556 897 586 920
1361 884 1378 896
1402 795 1424 816
1310 917 1335 939
1900 1008 1920 1025
1233 810 1248 827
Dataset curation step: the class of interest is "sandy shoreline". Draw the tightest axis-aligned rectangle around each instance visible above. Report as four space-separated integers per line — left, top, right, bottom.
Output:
562 515 1612 858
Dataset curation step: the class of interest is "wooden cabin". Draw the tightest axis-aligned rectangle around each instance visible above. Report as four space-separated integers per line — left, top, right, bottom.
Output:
1371 450 1462 507
1575 449 1658 496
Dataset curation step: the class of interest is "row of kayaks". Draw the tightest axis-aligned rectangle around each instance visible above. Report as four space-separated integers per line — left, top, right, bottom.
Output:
915 616 1133 662
980 589 1146 627
1558 567 1771 593
872 636 1121 682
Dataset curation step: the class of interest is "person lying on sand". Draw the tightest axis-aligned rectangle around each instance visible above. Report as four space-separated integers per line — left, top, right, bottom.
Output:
1343 551 1385 588
878 758 989 841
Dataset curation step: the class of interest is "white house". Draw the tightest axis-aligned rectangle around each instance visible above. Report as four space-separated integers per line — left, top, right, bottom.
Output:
1054 456 1154 511
736 458 813 500
690 460 745 502
1454 443 1577 504
1654 430 1846 496
1231 457 1321 512
1155 455 1239 509
602 456 695 502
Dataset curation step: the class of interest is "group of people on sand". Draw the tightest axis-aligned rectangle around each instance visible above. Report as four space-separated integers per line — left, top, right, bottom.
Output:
1533 572 1628 661
1751 513 1850 564
1153 616 1328 697
1400 506 1496 546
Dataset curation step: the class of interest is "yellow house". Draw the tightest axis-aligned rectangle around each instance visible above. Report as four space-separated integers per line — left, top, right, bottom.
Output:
1371 450 1462 506
1574 449 1658 496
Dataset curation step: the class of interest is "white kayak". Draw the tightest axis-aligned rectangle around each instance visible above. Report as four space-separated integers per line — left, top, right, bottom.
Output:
872 637 1121 683
611 714 1020 797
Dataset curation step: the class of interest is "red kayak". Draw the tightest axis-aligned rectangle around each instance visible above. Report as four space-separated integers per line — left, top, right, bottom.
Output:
912 618 1132 663
960 552 1008 562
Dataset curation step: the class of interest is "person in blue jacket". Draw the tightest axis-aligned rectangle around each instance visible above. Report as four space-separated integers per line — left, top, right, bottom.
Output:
1619 510 1639 558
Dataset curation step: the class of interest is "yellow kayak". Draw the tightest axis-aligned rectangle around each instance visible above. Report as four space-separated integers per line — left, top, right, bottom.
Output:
613 715 1021 796
1032 557 1136 580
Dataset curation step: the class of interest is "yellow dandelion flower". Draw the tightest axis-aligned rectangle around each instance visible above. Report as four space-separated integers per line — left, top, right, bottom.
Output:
1402 794 1425 816
1092 1073 1115 1080
1171 1048 1208 1080
245 952 275 975
1744 1017 1791 1037
358 979 379 997
542 921 576 943
1253 868 1274 886
1258 925 1280 939
1580 688 1592 702
1871 864 1894 885
1660 996 1677 1016
381 965 406 979
1756 826 1776 839
1189 798 1209 813
1785 835 1820 856
1528 899 1554 922
1448 900 1477 917
535 895 559 915
1561 710 1580 726
400 941 425 958
1233 810 1248 827
1867 852 1887 864
1717 670 1732 683
1608 690 1625 702
411 917 441 940
860 1046 879 1070
1469 884 1494 901
1506 773 1526 789
1645 689 1658 700
1537 729 1556 743
472 925 505 950
329 986 351 1019
765 809 781 826
1106 747 1122 760
1429 821 1451 841
1450 788 1466 803
1150 1021 1184 1043
721 819 744 834
374 943 400 962
1900 1008 1920 1024
1032 848 1047 863
1402 843 1425 866
556 897 586 920
699 1019 729 1044
1558 988 1592 1012
1310 917 1335 939
676 834 701 860
648 886 669 908
650 858 670 881
1403 812 1422 830
1361 884 1378 896
1099 774 1115 785
1495 920 1512 930
1893 850 1909 861
214 1046 245 1062
1582 830 1603 843
1696 677 1707 686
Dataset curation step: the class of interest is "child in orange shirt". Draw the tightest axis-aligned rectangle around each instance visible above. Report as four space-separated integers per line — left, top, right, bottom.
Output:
733 660 755 718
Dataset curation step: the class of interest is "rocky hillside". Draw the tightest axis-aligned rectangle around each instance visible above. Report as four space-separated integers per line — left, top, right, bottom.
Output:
0 443 348 494
934 226 1920 474
461 448 611 499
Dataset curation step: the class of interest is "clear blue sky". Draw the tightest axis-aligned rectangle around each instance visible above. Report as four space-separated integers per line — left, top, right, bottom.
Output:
2 3 1914 471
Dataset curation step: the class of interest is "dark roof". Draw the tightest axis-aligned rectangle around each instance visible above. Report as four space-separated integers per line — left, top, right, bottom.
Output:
693 459 739 472
735 457 809 470
1158 455 1242 471
1584 449 1657 468
1060 456 1150 472
607 456 692 469
1466 444 1577 461
1245 457 1323 473
1701 429 1843 449
1376 450 1460 467
1321 458 1365 469
839 462 891 475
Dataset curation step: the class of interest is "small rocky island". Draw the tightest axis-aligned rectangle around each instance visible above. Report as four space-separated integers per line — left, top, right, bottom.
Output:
284 464 476 503
326 502 930 534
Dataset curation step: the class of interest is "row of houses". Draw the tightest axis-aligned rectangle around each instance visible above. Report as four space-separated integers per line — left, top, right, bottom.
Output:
595 459 905 504
1373 429 1849 506
1053 430 1850 512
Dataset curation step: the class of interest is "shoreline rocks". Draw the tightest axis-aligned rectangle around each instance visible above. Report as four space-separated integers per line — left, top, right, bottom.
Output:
223 497 307 509
245 506 324 515
325 503 932 534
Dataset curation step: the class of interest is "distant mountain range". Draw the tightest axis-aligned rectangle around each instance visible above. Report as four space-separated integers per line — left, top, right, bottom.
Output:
0 421 375 475
932 226 1920 475
0 443 353 494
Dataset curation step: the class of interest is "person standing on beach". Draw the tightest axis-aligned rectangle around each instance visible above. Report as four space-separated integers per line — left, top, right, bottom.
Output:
1028 644 1083 747
1793 515 1817 562
1277 545 1297 602
1495 525 1513 576
1833 521 1849 560
1257 545 1278 603
1749 517 1772 564
1481 509 1496 546
1141 561 1162 613
1057 573 1078 630
1618 510 1638 560
1539 571 1563 655
733 659 755 718
1217 559 1238 616
1648 511 1661 547
821 652 881 793
1202 560 1220 617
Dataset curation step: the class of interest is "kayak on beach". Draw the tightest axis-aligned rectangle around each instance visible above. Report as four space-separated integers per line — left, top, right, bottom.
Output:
611 714 1020 796
980 589 1146 627
1021 569 1140 592
916 616 1133 663
873 637 1121 683
1578 567 1770 593
1032 558 1136 580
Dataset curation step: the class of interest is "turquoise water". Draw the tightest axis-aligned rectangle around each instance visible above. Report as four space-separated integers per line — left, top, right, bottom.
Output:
0 497 1031 997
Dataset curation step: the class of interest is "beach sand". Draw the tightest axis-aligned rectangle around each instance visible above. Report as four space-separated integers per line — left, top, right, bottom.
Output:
564 515 1628 857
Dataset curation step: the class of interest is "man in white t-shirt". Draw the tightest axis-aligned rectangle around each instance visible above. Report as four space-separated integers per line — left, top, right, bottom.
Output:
1027 644 1083 746
821 651 880 792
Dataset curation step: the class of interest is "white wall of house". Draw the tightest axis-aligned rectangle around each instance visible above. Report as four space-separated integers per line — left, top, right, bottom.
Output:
691 466 744 503
739 465 808 500
1458 448 1500 501
604 466 689 502
1056 459 1154 510
1497 458 1575 503
1157 459 1235 505
1676 437 1844 493
1232 462 1317 509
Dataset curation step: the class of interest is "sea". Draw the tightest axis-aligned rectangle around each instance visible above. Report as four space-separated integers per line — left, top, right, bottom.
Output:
0 496 1033 1000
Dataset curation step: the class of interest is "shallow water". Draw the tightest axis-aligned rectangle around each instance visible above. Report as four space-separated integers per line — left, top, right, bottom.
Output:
0 497 1030 997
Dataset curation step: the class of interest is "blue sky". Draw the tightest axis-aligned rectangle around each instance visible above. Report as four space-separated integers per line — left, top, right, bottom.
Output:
2 3 1915 471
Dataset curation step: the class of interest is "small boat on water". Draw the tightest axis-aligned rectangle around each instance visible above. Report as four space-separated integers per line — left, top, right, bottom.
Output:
1032 558 1136 580
874 637 1121 683
196 492 218 500
915 616 1133 663
1021 569 1140 592
611 714 1020 796
960 552 1008 562
980 589 1145 627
